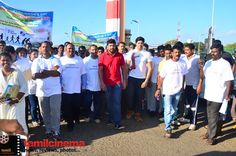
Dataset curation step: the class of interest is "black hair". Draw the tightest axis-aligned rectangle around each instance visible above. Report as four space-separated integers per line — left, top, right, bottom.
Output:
118 42 125 46
0 40 6 45
16 47 27 54
172 45 182 51
174 41 184 51
135 36 145 43
29 49 38 54
107 39 116 45
5 46 15 54
157 45 164 52
58 44 64 49
184 43 195 50
97 46 105 52
0 52 13 61
213 39 221 45
40 41 51 47
144 43 149 50
210 43 223 52
164 44 172 51
89 44 97 49
128 42 135 47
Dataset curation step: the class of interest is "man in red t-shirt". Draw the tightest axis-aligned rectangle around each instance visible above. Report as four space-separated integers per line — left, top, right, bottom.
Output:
98 39 127 129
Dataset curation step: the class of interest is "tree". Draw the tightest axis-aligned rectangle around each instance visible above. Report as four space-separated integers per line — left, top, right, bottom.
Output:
165 39 178 46
224 43 236 54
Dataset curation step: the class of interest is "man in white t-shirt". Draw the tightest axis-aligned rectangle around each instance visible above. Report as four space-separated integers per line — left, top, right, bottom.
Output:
199 43 233 145
60 43 86 131
155 45 188 138
126 36 153 121
146 50 162 116
83 44 101 123
31 41 62 140
118 42 128 117
182 43 202 130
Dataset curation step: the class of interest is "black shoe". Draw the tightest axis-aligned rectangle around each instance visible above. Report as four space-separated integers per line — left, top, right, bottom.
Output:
115 124 125 130
106 120 113 126
149 111 156 117
165 130 172 138
67 123 74 132
52 134 61 141
45 132 53 139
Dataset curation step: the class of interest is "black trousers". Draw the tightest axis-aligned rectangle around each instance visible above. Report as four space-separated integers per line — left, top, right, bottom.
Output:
207 101 222 139
127 77 145 113
61 93 81 124
185 85 199 125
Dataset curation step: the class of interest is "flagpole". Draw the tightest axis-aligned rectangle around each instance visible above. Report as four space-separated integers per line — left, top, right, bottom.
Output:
209 0 215 49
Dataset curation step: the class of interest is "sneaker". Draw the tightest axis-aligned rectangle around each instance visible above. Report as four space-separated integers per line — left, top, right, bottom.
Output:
83 117 90 123
201 133 209 140
67 123 74 132
159 117 164 122
115 124 125 130
32 121 40 127
135 113 143 122
178 117 190 123
126 111 134 119
171 120 181 126
149 111 156 118
106 120 113 126
52 134 61 141
206 138 216 145
94 119 101 124
45 132 53 139
188 124 196 131
165 130 172 138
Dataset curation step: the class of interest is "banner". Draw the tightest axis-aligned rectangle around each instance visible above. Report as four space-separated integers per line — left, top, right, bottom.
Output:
71 26 118 47
0 1 53 46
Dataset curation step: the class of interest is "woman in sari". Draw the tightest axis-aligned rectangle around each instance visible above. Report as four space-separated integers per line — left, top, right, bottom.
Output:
0 52 28 134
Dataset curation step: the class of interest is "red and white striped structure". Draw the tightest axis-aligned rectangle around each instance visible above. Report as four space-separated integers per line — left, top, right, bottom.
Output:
106 0 125 42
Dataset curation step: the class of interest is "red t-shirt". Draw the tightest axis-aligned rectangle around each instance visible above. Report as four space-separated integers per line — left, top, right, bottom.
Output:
98 51 125 86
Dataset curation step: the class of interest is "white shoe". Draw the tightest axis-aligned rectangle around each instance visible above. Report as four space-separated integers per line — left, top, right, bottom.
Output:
178 117 190 123
94 119 101 124
171 120 181 126
188 124 196 130
32 121 40 127
84 117 90 123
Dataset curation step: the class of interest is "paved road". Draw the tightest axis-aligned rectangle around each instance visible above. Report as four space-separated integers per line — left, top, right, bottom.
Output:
28 106 236 156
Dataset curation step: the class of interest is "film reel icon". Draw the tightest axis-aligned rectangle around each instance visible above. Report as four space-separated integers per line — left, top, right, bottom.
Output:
0 135 9 144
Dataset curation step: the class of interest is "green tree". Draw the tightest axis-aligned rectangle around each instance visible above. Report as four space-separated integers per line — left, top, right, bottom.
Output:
224 43 236 54
165 39 178 46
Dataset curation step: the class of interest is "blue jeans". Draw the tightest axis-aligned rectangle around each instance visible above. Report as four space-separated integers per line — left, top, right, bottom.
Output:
28 94 42 122
84 90 101 119
163 92 182 130
106 84 122 125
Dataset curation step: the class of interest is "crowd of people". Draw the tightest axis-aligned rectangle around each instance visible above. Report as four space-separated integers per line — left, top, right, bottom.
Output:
0 37 235 145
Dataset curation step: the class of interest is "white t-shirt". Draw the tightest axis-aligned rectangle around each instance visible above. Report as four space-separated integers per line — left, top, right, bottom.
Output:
83 56 100 91
13 57 31 72
203 58 234 103
127 49 152 79
151 56 163 83
160 59 188 95
60 55 86 94
31 56 62 97
27 61 36 95
182 54 200 89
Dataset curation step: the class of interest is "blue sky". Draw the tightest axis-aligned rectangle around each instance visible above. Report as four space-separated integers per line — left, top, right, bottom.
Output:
2 0 236 45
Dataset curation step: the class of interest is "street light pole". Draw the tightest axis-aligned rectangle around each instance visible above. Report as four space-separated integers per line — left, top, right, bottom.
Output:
131 20 140 36
198 34 205 54
209 0 215 50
